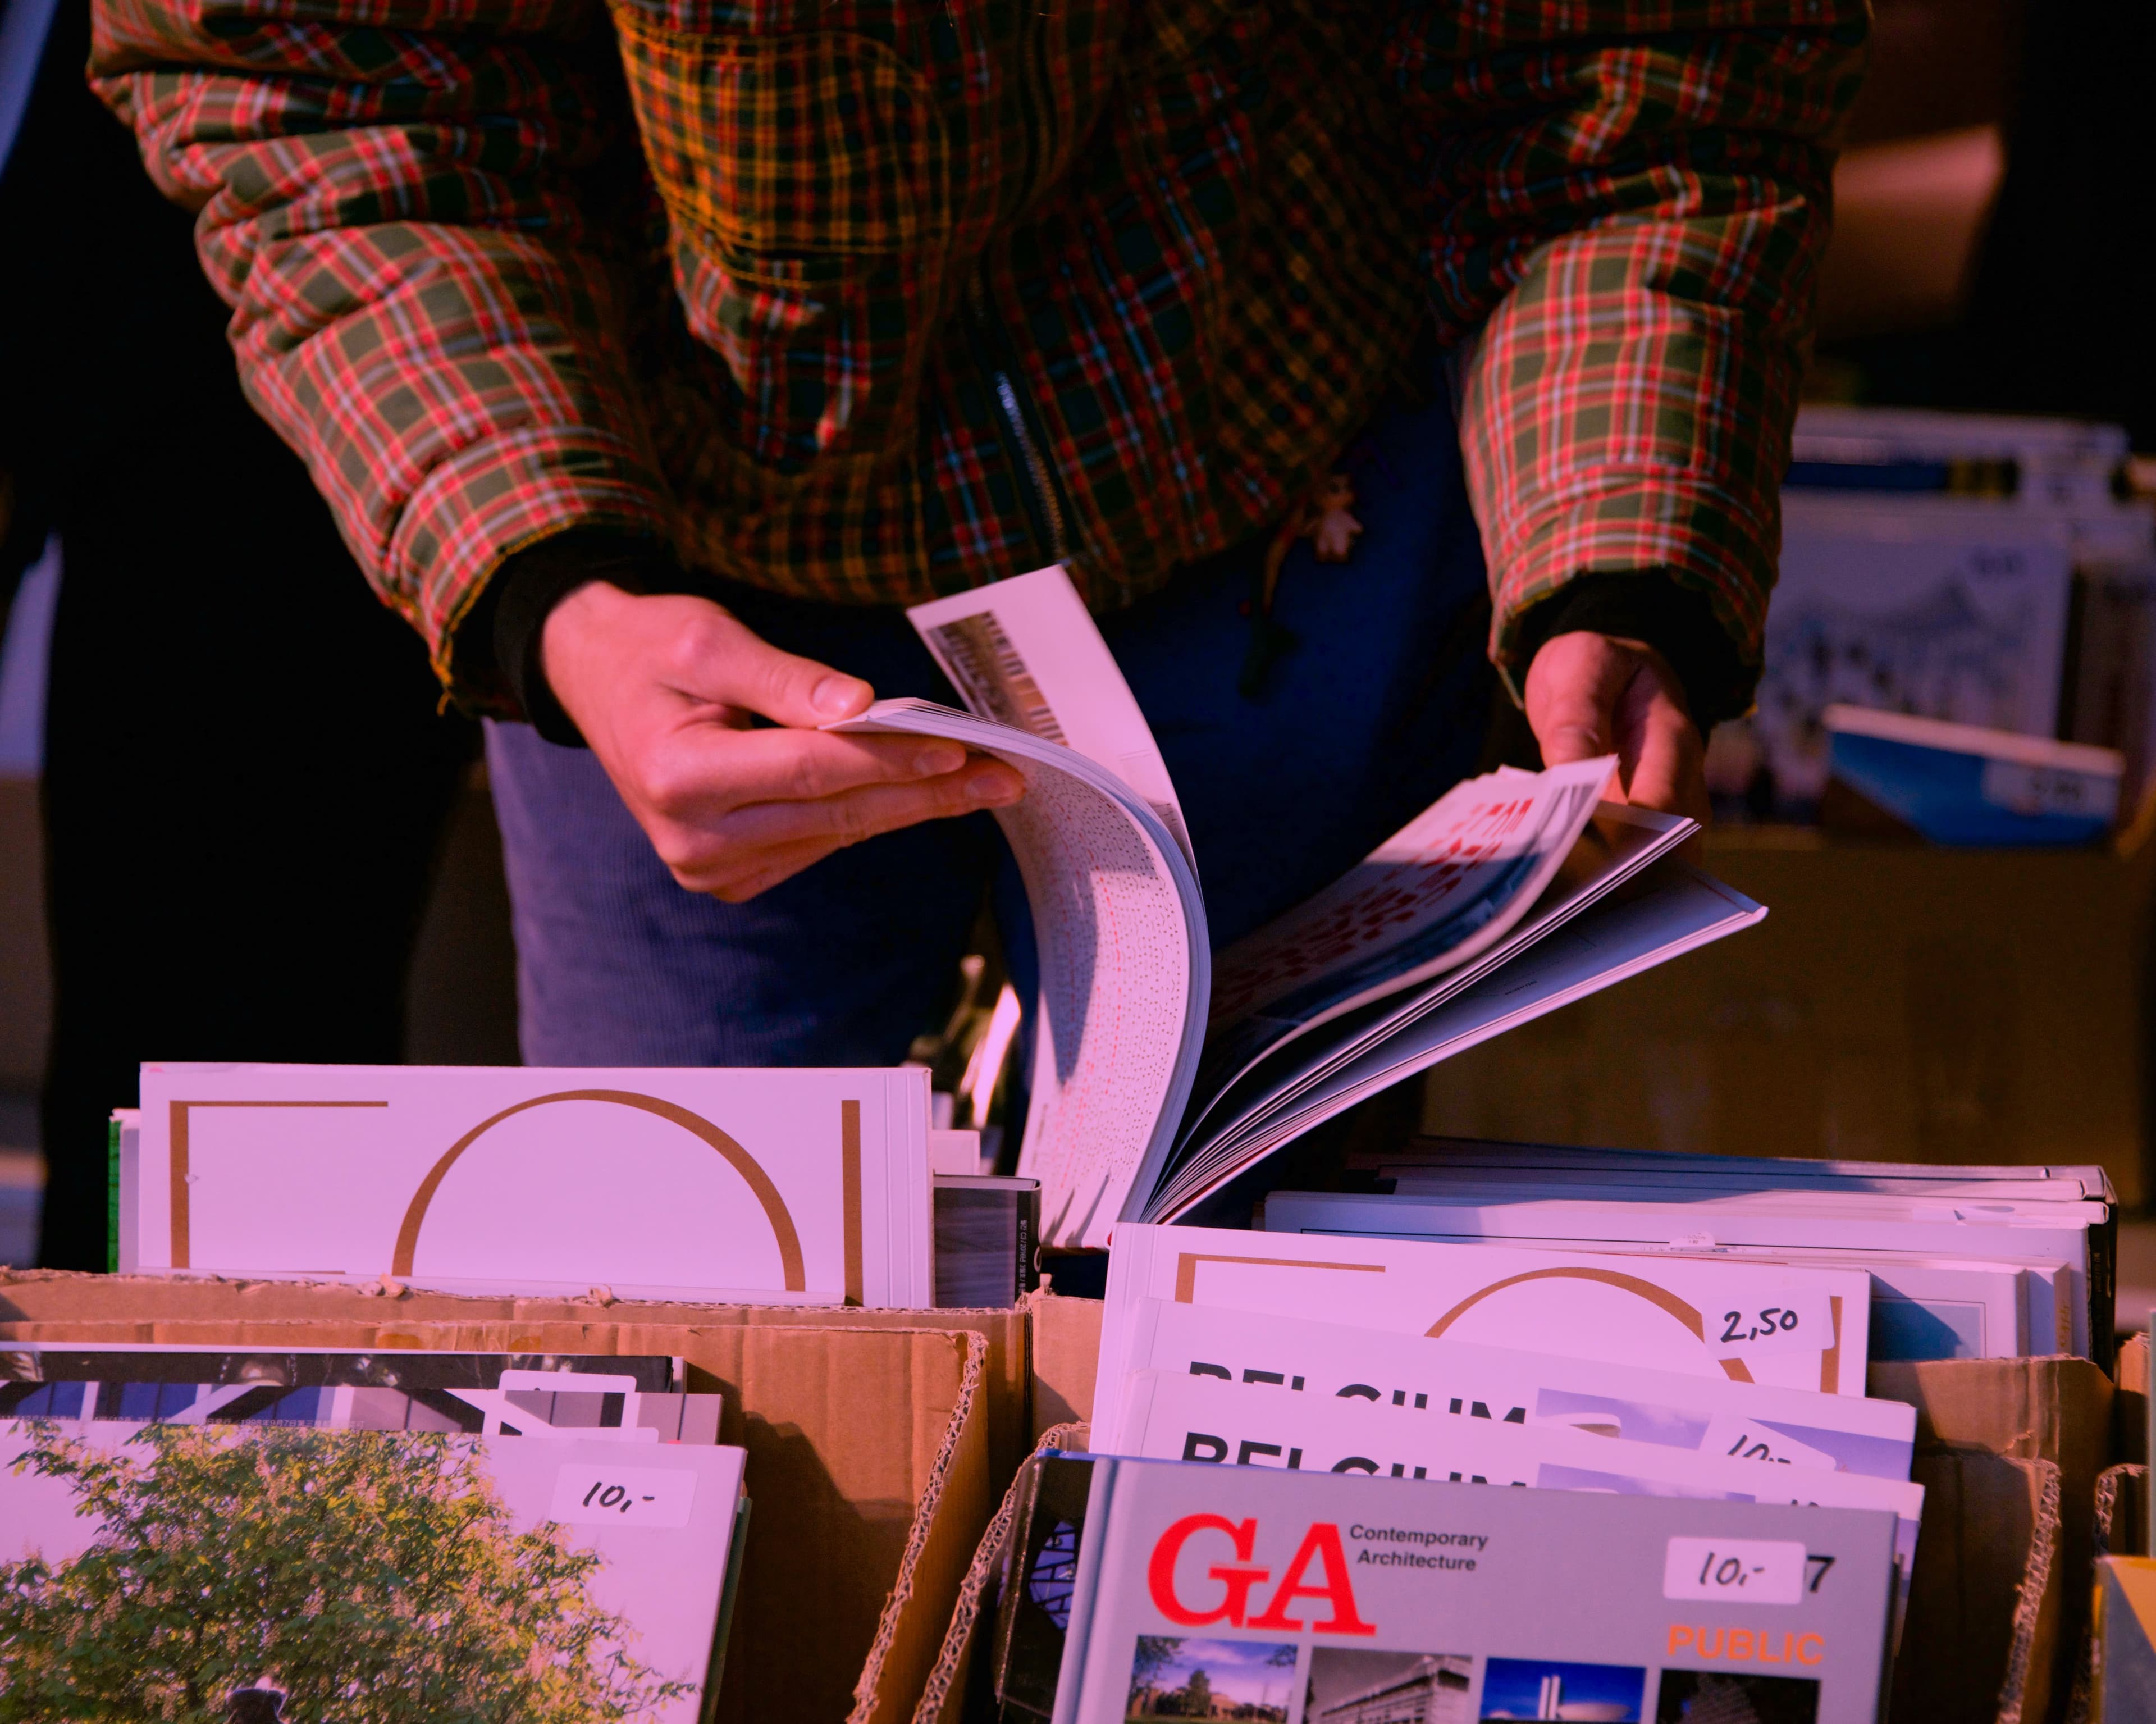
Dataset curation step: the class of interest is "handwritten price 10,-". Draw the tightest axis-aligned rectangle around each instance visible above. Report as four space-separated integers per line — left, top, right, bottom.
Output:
550 1463 699 1530
1662 1538 1830 1606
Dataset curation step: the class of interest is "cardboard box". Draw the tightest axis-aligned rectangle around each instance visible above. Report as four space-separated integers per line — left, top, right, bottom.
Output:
1419 833 2154 1204
0 1267 1031 1489
0 1271 1019 1724
1871 1356 2113 1723
1891 1451 2063 1724
1026 1287 1103 1439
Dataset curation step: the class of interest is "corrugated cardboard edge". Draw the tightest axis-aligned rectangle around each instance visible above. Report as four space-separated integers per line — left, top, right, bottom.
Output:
1874 1354 2111 1723
1027 1288 1103 1437
1997 1457 2064 1724
0 1270 1030 1486
2067 1464 2151 1724
848 1330 993 1724
910 1420 1090 1724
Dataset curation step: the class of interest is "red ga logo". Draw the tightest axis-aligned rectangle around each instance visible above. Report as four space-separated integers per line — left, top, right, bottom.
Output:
1145 1516 1377 1636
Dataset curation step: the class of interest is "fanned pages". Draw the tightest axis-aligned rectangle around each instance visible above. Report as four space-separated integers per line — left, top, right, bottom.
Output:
830 565 1771 1249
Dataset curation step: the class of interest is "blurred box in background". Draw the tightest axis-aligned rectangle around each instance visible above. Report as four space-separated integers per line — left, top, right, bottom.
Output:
1420 832 2155 1207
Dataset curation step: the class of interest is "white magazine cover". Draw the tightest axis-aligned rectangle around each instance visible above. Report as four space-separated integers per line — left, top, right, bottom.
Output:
1116 1370 1923 1593
1099 1298 1916 1479
1098 1224 1872 1405
0 1420 749 1722
127 1064 934 1306
1262 1188 2099 1358
1054 1454 1899 1724
1377 1171 2050 1359
828 567 1760 1249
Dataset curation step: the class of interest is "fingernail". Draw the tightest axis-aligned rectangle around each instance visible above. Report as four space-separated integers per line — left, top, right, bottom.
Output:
812 675 867 718
969 769 1022 806
915 745 964 776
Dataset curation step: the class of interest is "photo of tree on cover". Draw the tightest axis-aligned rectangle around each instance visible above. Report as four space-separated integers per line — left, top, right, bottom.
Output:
0 1423 693 1722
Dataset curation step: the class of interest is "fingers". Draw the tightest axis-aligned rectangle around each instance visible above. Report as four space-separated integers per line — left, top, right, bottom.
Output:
661 606 875 727
1618 692 1711 823
1524 629 1711 823
649 758 1026 896
643 726 972 820
721 760 1026 850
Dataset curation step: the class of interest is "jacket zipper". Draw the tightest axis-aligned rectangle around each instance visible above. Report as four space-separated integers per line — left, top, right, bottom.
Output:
966 271 1071 564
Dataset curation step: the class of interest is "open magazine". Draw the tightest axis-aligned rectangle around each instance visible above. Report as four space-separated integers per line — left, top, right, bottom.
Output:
833 568 1767 1250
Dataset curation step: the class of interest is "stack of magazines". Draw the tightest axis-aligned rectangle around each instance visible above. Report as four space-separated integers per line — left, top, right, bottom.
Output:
994 1166 2071 1722
0 1346 748 1722
1273 1139 2117 1367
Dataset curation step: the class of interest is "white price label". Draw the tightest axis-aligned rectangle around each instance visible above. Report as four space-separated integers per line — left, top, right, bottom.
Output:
1698 1414 1838 1472
550 1463 698 1529
1711 1292 1833 1360
1662 1538 1808 1606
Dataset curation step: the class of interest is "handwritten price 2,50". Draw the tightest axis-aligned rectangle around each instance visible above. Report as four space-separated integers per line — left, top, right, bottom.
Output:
1720 1307 1803 1346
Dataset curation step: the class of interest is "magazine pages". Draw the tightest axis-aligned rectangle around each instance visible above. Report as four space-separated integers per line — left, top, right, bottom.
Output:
1261 1186 2107 1361
833 567 1767 1248
0 1419 750 1724
1095 1224 1873 1411
1114 1371 1922 1579
122 1064 934 1306
1050 1455 1899 1724
1100 1298 1917 1480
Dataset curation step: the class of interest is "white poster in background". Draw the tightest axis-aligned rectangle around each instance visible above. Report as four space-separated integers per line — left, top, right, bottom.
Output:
1097 1224 1873 1411
1745 494 2076 807
907 565 1195 864
127 1063 934 1306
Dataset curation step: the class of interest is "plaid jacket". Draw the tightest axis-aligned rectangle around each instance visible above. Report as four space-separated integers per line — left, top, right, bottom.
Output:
89 0 1865 715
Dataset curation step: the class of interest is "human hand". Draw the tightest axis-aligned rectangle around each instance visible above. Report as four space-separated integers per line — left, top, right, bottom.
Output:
542 581 1026 901
1523 631 1710 824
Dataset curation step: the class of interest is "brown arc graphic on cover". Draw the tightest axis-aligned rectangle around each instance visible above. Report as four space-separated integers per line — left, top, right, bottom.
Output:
1426 1267 1765 1385
1172 1252 1387 1303
389 1089 815 1294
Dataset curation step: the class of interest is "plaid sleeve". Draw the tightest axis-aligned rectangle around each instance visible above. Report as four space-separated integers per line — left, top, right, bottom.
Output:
89 0 672 709
1385 1 1869 706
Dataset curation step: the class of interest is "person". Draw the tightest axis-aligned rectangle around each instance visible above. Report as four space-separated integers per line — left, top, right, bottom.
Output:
0 0 473 1269
84 1 1866 1079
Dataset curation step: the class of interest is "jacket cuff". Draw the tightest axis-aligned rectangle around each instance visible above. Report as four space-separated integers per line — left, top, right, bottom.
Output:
1512 571 1756 733
485 531 692 746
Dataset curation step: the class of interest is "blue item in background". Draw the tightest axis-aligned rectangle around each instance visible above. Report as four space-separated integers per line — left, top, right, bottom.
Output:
1824 705 2122 847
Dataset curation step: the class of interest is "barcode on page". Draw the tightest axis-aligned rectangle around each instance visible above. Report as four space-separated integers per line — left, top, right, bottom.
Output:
930 615 1069 744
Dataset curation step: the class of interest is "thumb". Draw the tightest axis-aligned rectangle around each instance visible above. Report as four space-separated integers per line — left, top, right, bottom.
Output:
695 610 876 727
1524 632 1623 766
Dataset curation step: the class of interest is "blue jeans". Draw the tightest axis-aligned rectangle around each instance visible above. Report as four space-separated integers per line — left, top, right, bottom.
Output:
486 384 1497 1068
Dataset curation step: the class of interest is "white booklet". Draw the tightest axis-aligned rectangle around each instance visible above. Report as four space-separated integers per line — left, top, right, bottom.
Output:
832 566 1766 1248
1261 1186 2103 1358
0 1420 750 1723
1097 1224 1873 1407
121 1063 934 1306
1098 1298 1916 1479
1114 1369 1922 1590
1050 1453 1899 1724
